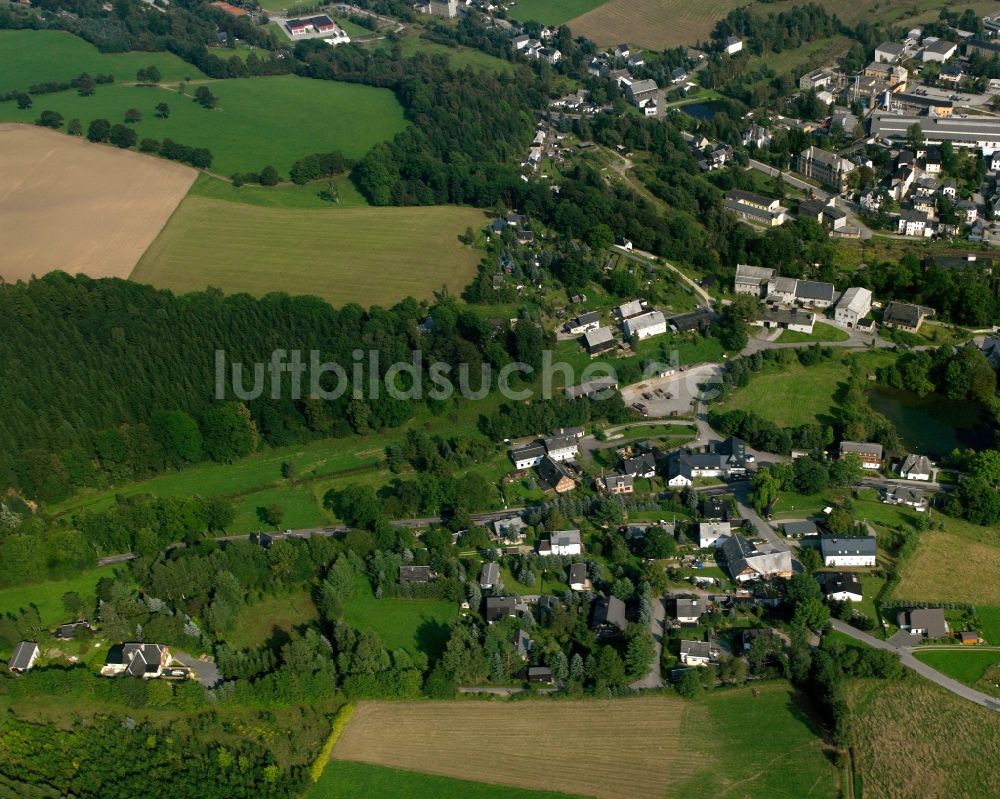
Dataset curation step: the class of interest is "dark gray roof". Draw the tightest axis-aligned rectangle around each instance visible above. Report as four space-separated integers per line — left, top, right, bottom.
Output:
592 595 627 631
898 608 948 638
795 280 835 301
782 520 819 536
883 301 922 327
8 641 38 671
568 562 588 582
817 572 862 597
820 537 877 557
485 596 516 620
399 565 433 583
675 597 708 618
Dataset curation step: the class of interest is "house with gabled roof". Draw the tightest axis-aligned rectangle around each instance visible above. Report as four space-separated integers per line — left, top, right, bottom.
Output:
592 595 627 637
882 301 930 332
721 536 793 582
484 596 516 623
102 643 170 678
816 572 863 603
839 441 883 469
680 639 720 665
399 565 435 584
8 641 39 673
537 456 577 494
568 562 591 591
820 537 877 567
675 597 708 625
880 485 927 511
899 453 932 481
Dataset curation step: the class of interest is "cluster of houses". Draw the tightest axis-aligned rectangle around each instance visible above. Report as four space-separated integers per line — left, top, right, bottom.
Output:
563 297 670 358
585 44 667 117
7 629 186 680
512 29 563 66
283 14 351 45
509 427 584 494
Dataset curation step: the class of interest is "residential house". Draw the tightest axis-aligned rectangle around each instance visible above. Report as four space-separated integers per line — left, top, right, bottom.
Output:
725 189 788 227
103 643 170 678
958 199 978 225
899 453 932 481
584 327 616 356
551 426 585 440
624 310 667 341
624 78 658 107
510 443 546 470
399 565 434 584
615 299 647 321
874 41 905 62
700 495 732 520
592 595 627 637
835 287 873 327
817 572 863 603
543 530 582 556
675 598 709 625
734 264 777 297
480 562 500 590
820 537 877 567
544 434 579 462
680 639 720 666
897 608 948 639
667 307 718 334
54 621 92 640
492 516 527 543
698 521 732 549
620 452 657 479
742 122 771 148
880 485 928 511
598 472 634 495
782 520 819 538
484 596 516 623
796 146 856 191
566 311 601 335
568 562 591 592
670 66 688 84
882 301 929 332
537 456 577 493
896 210 932 238
723 35 743 55
754 305 816 335
839 441 883 469
795 280 836 308
8 641 39 673
722 536 793 582
528 665 554 684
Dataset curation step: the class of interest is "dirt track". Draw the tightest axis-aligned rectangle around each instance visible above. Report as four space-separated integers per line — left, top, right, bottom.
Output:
0 124 195 282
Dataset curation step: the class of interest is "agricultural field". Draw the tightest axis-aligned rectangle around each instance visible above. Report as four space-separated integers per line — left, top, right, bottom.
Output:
330 686 838 799
848 677 1000 799
0 565 125 628
505 0 608 26
341 575 457 660
567 0 988 49
895 527 1000 605
131 197 486 307
310 761 583 799
0 30 204 90
0 124 195 282
0 75 407 176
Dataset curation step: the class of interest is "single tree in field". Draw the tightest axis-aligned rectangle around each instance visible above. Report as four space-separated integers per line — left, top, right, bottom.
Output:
262 503 285 528
194 85 218 109
62 591 83 619
124 108 142 124
154 102 170 119
16 93 32 110
36 110 64 129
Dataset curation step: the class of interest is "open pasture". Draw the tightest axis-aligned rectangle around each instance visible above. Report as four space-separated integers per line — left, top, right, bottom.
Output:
0 124 195 282
131 197 485 307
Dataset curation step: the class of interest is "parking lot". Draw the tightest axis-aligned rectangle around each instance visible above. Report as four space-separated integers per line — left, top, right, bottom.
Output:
620 363 722 418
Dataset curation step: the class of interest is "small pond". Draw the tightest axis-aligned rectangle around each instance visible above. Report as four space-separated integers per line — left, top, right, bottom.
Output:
866 387 992 457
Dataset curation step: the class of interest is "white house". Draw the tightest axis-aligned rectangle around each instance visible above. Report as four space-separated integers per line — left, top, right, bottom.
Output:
566 311 601 335
698 521 732 549
817 572 863 603
510 443 546 470
723 35 743 55
615 299 647 320
899 453 932 481
820 537 877 568
545 530 582 556
881 485 928 511
835 287 873 327
8 641 39 673
544 435 579 462
675 598 708 625
624 310 667 341
680 639 720 666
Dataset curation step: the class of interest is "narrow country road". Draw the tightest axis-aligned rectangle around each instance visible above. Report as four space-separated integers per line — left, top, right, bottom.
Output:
829 620 1000 712
612 244 714 308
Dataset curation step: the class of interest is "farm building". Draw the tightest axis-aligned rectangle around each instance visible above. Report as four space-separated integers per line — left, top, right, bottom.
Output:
820 537 877 568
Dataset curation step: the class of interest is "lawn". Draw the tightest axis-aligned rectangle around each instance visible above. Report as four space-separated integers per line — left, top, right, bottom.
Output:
506 0 609 25
0 30 204 91
895 527 1000 605
225 588 319 650
394 35 514 74
848 677 1000 799
189 173 371 209
977 606 1000 645
776 321 850 344
341 575 457 660
310 761 584 799
331 687 837 799
131 197 486 307
913 649 1000 686
0 565 125 627
0 75 407 175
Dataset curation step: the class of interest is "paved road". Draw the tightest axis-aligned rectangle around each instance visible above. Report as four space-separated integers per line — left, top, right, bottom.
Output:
829 620 1000 712
612 245 714 308
631 596 666 689
728 480 790 554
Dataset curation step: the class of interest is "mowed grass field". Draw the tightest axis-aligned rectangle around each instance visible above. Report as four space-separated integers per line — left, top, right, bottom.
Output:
896 528 1000 605
330 687 838 799
0 565 125 628
311 762 584 799
913 649 1000 687
848 677 1000 799
0 124 195 282
505 0 607 25
0 75 407 176
0 30 204 90
131 197 486 307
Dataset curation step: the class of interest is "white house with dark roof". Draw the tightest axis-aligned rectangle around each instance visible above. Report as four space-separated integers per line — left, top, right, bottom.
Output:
8 641 39 673
675 597 708 625
820 537 877 567
568 562 591 591
542 530 582 556
734 264 776 297
102 643 170 678
817 572 863 603
510 443 546 470
880 485 927 511
899 453 932 481
723 35 743 55
544 434 579 462
680 639 721 665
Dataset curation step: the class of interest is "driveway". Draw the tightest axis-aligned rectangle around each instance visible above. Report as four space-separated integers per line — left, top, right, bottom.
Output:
631 596 666 689
829 620 1000 712
172 650 221 688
